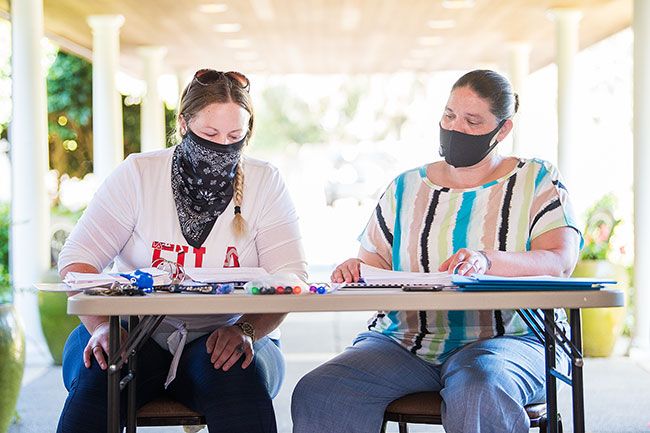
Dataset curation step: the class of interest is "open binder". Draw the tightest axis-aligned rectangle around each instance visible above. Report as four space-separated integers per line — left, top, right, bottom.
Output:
451 274 617 292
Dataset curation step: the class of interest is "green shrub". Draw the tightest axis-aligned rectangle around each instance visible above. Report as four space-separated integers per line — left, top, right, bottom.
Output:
0 202 11 303
580 194 621 261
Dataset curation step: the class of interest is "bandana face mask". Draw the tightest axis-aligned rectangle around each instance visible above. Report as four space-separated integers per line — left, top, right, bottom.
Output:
438 119 506 168
182 128 247 154
171 128 246 248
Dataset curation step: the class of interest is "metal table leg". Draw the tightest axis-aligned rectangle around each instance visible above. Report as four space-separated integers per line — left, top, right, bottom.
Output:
110 315 165 371
126 316 139 433
543 309 558 433
570 308 586 433
106 314 165 433
519 307 587 433
108 315 121 433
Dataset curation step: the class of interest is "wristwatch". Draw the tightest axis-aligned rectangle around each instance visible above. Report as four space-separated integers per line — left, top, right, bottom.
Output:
235 321 255 341
478 250 492 271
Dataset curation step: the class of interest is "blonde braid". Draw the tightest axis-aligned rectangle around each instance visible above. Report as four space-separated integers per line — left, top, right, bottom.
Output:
232 161 247 237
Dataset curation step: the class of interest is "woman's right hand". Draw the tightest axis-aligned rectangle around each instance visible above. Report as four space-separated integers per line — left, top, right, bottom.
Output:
83 322 112 370
82 322 127 370
331 258 363 283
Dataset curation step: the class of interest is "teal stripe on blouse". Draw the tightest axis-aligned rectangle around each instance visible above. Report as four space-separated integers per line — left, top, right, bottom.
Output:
446 191 476 352
452 191 475 249
384 311 401 334
529 162 549 250
534 162 548 190
392 173 407 271
482 179 498 188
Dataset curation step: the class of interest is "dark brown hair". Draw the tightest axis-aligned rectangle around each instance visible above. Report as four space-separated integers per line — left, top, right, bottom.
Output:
177 74 254 144
452 69 519 121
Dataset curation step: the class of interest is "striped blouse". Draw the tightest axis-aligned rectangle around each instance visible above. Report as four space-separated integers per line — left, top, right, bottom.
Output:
358 158 582 364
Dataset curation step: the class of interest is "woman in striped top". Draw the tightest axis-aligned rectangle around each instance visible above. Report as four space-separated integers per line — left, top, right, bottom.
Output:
292 70 582 433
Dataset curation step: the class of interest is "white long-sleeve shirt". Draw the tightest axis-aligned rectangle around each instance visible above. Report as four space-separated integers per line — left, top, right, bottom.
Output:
60 148 307 350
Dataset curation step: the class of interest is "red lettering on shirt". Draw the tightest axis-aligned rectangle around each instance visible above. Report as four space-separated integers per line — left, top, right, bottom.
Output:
175 245 189 266
193 247 206 267
223 246 240 268
151 241 205 268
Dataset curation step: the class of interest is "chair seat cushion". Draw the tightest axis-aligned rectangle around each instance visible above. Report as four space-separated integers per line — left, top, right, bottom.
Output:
385 392 443 416
385 392 547 420
137 397 203 418
525 403 547 420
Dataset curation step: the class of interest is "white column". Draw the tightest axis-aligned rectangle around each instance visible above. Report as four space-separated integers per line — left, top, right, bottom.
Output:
548 8 582 189
139 46 167 152
507 42 530 156
177 68 194 100
10 0 50 289
10 0 51 361
87 15 125 183
632 0 650 350
174 68 194 118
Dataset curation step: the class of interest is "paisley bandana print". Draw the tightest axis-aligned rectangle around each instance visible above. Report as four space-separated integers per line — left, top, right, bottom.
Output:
171 129 245 248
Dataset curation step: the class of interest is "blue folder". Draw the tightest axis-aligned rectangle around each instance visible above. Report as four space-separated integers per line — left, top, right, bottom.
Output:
451 275 617 292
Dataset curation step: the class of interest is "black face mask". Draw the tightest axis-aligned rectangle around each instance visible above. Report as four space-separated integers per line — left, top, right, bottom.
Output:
183 128 247 153
171 129 246 248
439 119 506 168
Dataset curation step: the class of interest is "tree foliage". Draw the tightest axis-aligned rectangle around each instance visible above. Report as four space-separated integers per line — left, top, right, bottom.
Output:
253 84 327 150
47 51 94 177
46 50 176 179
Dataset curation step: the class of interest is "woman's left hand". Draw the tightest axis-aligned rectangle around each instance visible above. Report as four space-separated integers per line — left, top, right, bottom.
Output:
438 248 490 275
206 325 254 371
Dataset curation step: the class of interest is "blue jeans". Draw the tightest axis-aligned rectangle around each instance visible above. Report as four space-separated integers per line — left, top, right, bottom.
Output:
57 323 284 433
291 331 569 433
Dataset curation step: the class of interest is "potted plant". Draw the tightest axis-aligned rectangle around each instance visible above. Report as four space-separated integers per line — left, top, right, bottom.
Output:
38 205 80 365
571 194 629 357
0 202 25 433
38 282 80 365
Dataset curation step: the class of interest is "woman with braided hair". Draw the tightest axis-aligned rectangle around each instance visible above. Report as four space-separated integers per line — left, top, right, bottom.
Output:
57 69 307 433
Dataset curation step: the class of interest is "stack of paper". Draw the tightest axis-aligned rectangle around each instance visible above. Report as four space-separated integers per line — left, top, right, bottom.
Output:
360 264 453 285
62 273 123 290
63 267 171 290
184 267 269 283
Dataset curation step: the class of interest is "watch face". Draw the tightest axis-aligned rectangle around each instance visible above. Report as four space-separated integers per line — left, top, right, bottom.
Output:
237 322 255 339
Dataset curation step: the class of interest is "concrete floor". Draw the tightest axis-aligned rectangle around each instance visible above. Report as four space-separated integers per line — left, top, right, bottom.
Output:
7 311 650 433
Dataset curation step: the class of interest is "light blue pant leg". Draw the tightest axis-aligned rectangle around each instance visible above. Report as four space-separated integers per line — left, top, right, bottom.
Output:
439 335 569 433
291 331 443 433
254 337 285 398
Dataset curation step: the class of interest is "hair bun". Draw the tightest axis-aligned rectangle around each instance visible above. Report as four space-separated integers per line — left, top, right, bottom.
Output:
513 92 520 114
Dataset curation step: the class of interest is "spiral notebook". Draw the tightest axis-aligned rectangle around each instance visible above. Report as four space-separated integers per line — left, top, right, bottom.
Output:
451 274 617 292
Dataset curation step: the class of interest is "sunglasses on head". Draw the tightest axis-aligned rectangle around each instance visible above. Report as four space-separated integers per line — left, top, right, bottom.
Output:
192 69 250 92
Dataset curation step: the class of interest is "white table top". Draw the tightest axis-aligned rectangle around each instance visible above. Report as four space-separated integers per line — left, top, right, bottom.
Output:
33 284 625 316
